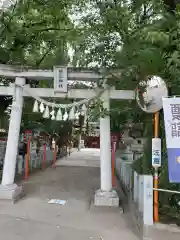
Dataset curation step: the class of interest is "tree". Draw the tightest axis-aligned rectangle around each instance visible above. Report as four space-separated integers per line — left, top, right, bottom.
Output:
70 0 180 222
0 0 82 130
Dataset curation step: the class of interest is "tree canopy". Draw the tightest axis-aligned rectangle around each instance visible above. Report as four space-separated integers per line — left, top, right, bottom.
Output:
0 0 82 132
1 0 180 130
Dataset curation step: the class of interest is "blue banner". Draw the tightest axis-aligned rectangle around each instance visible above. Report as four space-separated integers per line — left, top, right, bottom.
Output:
167 148 180 183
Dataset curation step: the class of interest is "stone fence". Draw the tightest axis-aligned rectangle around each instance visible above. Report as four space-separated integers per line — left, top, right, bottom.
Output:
0 143 67 180
115 156 154 238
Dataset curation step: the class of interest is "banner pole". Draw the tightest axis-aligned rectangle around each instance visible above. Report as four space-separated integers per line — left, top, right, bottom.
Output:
154 112 159 222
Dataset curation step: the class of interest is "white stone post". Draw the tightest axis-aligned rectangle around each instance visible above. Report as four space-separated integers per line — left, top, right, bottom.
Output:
94 89 119 206
0 77 25 201
100 89 112 191
142 175 153 226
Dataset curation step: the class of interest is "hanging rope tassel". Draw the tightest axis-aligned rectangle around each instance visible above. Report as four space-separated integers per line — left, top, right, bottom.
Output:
39 102 45 113
69 107 75 120
56 108 63 121
50 109 56 120
63 110 69 121
33 100 39 112
43 106 50 118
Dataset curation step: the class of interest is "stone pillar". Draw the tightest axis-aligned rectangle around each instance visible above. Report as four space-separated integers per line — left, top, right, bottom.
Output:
142 175 153 238
100 89 112 191
0 77 25 202
94 89 119 207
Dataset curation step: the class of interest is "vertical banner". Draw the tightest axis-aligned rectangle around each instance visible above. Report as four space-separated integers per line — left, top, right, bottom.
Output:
162 97 180 183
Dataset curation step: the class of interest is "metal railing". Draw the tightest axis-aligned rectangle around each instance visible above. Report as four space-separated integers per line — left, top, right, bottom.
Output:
153 188 180 194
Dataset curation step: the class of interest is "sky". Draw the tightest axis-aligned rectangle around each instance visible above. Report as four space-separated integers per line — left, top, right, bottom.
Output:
0 0 13 8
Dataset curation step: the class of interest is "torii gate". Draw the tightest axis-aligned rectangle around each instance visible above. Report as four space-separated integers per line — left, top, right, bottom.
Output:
0 64 134 205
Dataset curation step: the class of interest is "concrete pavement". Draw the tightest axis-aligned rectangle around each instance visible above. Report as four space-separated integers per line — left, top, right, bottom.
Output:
56 148 100 167
0 149 139 240
1 148 179 240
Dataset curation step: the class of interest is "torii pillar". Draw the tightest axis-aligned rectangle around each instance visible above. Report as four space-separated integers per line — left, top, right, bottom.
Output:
94 88 119 206
0 77 25 202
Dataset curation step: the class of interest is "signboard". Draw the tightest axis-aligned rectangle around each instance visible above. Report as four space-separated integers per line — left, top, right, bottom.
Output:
54 66 68 92
152 138 161 167
162 97 180 182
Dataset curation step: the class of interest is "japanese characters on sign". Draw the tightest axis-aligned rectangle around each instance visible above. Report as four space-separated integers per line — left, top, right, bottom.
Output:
54 66 68 92
162 97 180 183
170 104 180 137
162 98 180 145
152 138 161 168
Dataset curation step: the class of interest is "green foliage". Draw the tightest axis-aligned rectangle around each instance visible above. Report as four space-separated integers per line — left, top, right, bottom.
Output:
0 0 81 66
0 0 81 130
71 0 180 223
132 115 154 174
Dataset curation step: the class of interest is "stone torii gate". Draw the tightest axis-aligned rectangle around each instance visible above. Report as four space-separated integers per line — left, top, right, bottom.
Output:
0 64 134 205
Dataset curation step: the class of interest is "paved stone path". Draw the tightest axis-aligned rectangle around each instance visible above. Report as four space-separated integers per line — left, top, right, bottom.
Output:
0 149 139 240
56 148 100 167
0 148 179 239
